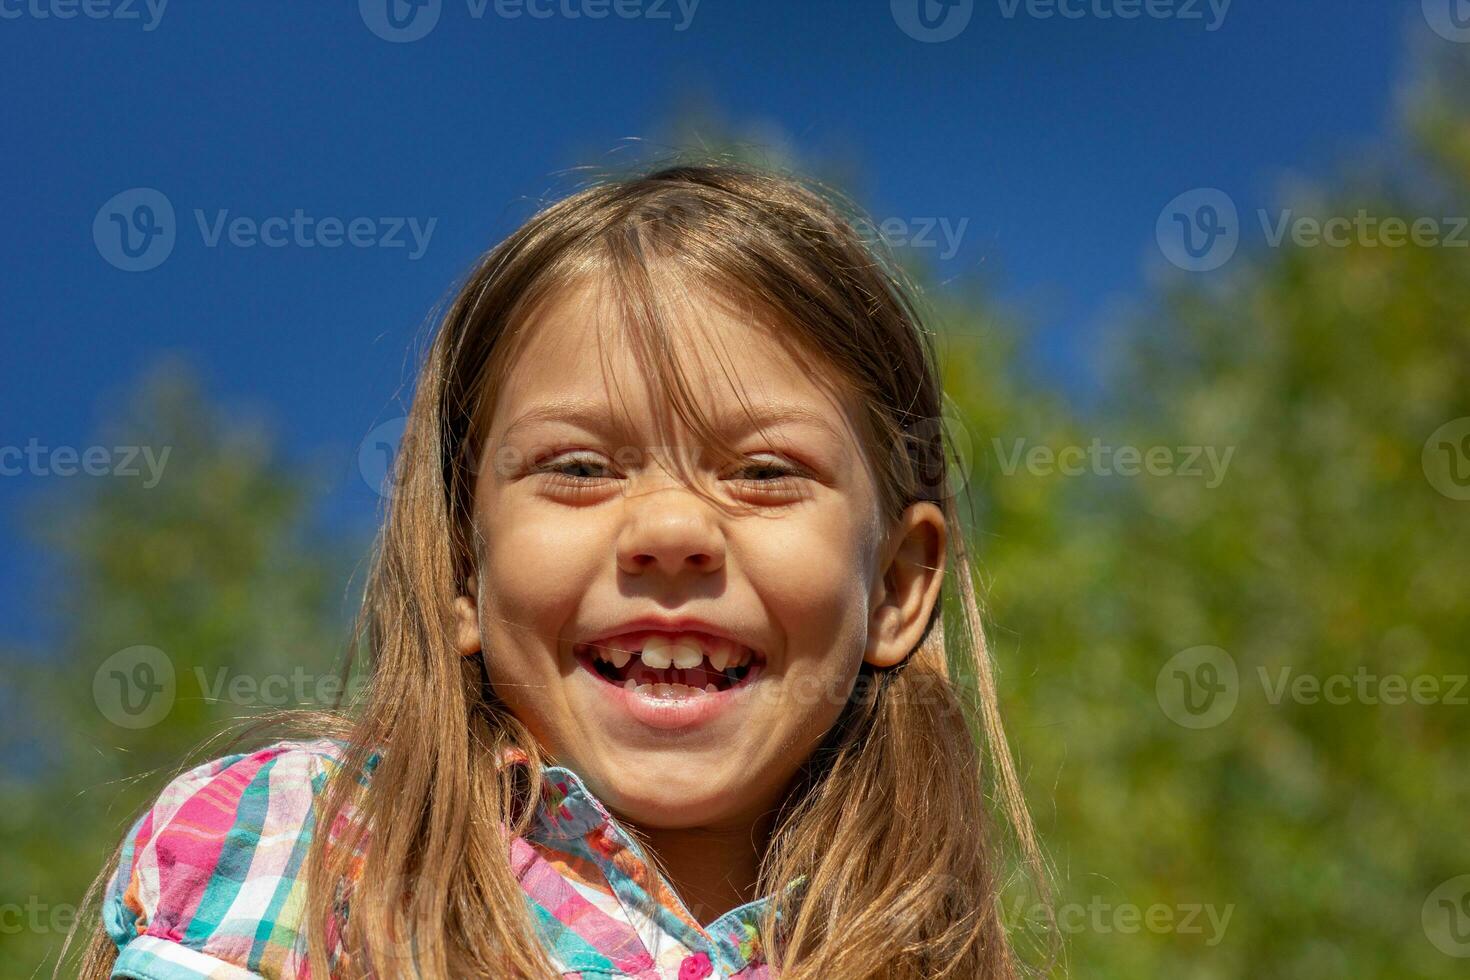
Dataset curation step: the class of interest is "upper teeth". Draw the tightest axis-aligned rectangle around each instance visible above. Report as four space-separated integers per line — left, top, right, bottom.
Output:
640 635 701 669
591 634 750 672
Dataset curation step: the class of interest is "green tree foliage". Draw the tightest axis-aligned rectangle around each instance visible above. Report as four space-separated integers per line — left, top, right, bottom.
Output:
968 53 1470 979
0 366 352 976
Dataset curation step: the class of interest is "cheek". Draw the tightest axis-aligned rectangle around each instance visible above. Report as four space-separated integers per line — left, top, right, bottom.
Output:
741 509 873 673
477 500 603 658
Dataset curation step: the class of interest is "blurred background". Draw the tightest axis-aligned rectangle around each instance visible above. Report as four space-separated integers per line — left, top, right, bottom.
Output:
2 2 1468 977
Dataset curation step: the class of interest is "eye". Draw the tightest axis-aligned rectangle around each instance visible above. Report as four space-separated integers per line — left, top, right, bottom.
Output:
531 451 618 496
725 455 810 500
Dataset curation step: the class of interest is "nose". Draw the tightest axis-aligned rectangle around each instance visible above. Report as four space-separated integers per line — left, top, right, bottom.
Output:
616 486 727 577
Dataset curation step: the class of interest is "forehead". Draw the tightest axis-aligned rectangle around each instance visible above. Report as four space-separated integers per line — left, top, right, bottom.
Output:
489 276 867 446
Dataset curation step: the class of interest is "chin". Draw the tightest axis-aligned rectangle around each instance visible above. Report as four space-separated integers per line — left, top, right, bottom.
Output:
592 763 748 829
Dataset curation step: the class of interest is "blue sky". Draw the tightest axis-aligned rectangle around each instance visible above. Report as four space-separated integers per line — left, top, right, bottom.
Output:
0 1 1437 644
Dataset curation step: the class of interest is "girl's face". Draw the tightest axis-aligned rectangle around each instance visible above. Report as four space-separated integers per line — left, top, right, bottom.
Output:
454 277 945 832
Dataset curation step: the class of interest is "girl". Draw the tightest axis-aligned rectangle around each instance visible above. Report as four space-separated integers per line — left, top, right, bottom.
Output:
77 164 1047 978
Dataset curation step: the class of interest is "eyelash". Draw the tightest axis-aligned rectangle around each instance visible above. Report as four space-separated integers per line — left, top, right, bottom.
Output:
530 453 809 498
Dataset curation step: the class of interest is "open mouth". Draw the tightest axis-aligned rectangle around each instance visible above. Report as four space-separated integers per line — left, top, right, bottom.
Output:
573 631 763 699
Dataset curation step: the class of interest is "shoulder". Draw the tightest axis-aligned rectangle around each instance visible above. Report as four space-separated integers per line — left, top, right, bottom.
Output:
103 738 362 979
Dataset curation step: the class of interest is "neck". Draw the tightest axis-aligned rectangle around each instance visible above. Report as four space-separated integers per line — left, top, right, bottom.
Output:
632 810 777 925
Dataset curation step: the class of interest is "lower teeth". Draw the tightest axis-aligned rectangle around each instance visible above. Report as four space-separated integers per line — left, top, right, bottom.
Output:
623 679 720 697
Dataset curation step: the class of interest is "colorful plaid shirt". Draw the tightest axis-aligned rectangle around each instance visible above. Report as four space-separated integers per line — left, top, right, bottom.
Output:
103 739 786 979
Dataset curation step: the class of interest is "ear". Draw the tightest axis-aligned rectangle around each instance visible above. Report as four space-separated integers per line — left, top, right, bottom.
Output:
864 502 947 669
453 574 482 656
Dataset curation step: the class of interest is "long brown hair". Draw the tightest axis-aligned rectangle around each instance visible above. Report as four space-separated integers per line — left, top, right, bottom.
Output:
75 163 1050 979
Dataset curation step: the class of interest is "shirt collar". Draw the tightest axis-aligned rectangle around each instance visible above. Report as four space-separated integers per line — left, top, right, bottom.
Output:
504 747 806 973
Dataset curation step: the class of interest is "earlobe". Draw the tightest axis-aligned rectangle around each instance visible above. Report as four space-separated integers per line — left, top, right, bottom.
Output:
453 575 482 656
863 502 947 669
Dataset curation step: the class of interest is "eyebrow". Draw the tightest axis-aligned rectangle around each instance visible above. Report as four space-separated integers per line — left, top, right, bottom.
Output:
499 397 848 444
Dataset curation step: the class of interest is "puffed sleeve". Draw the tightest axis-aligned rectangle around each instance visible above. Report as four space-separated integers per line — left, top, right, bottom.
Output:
102 739 349 979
